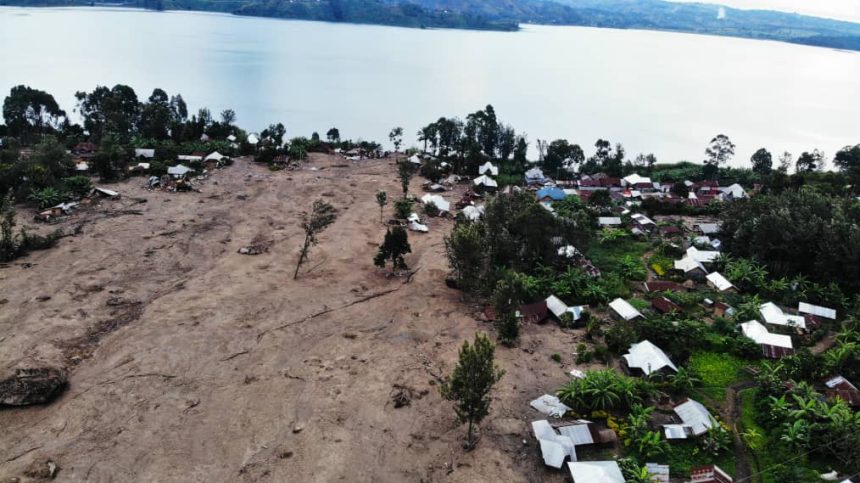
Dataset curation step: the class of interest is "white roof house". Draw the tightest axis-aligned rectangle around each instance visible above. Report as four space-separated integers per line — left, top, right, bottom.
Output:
204 151 228 162
664 398 714 439
706 272 735 292
545 295 585 322
177 155 203 162
558 245 580 259
609 298 643 321
532 420 576 468
686 246 721 264
623 340 677 375
408 221 429 232
568 461 625 483
226 134 237 142
530 394 571 418
630 213 656 226
720 183 748 200
623 173 652 186
674 256 707 274
760 302 806 330
472 175 498 189
407 154 422 165
134 148 155 159
167 164 193 177
696 223 721 235
798 302 836 320
740 320 794 350
478 161 499 176
75 161 89 171
598 217 622 226
247 133 260 145
419 194 450 213
460 205 484 221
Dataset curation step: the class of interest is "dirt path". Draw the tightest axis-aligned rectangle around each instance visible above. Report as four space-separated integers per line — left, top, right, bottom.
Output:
724 380 757 482
0 154 583 482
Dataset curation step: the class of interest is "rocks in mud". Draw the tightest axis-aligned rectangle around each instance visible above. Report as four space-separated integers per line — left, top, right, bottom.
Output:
23 459 60 480
0 368 68 407
238 245 268 255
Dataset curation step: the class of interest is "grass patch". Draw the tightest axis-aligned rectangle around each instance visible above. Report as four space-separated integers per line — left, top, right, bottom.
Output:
587 239 649 274
664 440 736 477
688 351 750 401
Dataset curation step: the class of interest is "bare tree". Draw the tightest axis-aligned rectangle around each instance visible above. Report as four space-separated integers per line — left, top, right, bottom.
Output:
294 200 337 279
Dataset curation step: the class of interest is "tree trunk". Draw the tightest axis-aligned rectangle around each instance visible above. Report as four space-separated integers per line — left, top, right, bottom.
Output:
467 419 474 448
294 237 310 280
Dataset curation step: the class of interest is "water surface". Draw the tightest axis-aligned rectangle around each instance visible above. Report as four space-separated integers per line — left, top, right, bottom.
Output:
2 7 859 165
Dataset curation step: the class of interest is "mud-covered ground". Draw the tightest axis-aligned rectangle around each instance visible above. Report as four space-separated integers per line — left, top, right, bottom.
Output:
0 154 593 482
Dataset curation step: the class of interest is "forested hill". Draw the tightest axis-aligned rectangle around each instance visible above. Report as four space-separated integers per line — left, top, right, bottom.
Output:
5 0 860 50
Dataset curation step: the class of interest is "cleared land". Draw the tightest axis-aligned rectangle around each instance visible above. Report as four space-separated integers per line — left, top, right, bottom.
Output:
0 154 587 482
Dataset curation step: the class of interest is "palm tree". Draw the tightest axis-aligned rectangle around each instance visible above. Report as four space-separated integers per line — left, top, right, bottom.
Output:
670 366 701 393
781 420 810 451
742 428 763 450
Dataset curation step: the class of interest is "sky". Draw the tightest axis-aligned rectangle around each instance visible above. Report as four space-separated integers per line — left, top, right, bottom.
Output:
668 0 860 23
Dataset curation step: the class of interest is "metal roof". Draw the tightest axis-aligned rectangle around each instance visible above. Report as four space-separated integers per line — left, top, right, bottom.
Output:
798 302 836 320
623 340 678 375
706 272 735 292
568 461 624 483
609 298 643 321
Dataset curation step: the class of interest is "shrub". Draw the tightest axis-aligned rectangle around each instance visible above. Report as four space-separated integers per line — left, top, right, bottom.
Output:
393 199 413 219
61 176 93 198
27 187 66 209
423 201 440 217
551 353 562 363
575 343 593 364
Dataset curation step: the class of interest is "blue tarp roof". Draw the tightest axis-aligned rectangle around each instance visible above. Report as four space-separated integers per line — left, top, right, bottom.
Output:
537 187 566 201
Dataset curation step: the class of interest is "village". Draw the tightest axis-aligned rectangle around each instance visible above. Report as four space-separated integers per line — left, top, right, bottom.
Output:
1 94 859 482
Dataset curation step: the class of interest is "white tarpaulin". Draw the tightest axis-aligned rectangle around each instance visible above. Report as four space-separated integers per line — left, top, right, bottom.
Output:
530 394 571 418
420 194 450 213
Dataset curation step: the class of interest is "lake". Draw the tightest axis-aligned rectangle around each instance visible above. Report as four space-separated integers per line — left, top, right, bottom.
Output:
1 6 859 165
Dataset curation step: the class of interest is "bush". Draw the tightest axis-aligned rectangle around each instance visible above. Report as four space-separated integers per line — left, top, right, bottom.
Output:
393 199 413 219
27 187 66 209
575 343 593 364
423 201 440 217
551 353 562 363
61 176 93 198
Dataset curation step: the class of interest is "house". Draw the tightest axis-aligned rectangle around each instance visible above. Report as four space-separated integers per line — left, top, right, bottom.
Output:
419 194 450 213
714 302 735 318
609 298 643 321
556 420 617 446
660 225 682 236
674 256 707 280
536 187 566 203
696 223 721 235
760 302 806 330
177 154 203 163
652 296 681 314
94 187 119 198
664 398 714 439
128 162 150 174
598 217 622 227
690 464 733 483
706 272 736 292
740 320 794 358
247 133 260 145
719 183 747 201
472 175 498 192
545 295 585 324
478 161 499 176
407 154 422 165
630 213 656 230
134 148 155 159
568 461 625 483
622 173 652 187
643 281 688 293
167 164 193 179
460 205 484 221
204 151 229 168
686 246 721 264
798 302 836 320
824 376 860 408
532 420 576 468
624 340 677 376
524 167 548 185
518 300 549 324
75 161 89 172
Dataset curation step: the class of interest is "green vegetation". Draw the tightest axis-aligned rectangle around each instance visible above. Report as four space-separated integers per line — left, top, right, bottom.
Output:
688 352 750 401
440 333 505 448
294 200 338 280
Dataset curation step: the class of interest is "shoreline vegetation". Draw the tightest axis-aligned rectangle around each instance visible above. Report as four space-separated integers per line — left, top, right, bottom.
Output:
3 0 860 51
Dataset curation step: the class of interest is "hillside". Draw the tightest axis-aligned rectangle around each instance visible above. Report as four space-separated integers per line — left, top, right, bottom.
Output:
4 0 860 50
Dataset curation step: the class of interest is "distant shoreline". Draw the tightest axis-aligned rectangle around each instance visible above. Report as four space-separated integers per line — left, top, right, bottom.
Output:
3 2 860 51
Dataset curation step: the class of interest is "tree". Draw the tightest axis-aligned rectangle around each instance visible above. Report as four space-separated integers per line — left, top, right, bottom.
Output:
417 124 436 153
28 136 73 186
491 274 522 346
397 161 415 197
75 84 140 142
375 190 388 222
294 200 337 279
751 147 773 175
220 109 236 126
2 85 66 143
138 88 172 140
704 134 735 178
92 135 129 181
374 225 411 271
326 127 340 144
444 221 485 295
389 126 404 152
512 136 528 171
261 123 286 146
834 144 860 193
778 151 793 173
671 181 690 198
634 153 657 172
796 149 825 173
440 333 504 448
